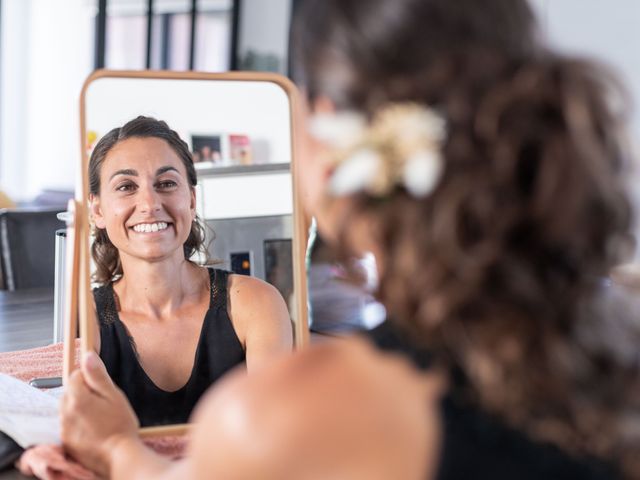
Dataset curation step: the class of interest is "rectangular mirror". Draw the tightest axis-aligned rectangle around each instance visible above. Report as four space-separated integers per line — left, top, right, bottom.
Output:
64 70 309 437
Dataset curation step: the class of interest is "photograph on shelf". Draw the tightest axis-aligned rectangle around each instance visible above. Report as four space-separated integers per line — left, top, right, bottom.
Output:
191 134 222 165
229 134 253 166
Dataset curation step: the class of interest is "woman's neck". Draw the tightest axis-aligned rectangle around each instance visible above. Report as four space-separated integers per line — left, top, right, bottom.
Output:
113 255 207 320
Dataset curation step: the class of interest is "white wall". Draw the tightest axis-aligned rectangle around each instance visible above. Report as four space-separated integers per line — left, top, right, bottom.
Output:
0 0 93 202
85 76 292 165
0 0 30 199
199 172 293 219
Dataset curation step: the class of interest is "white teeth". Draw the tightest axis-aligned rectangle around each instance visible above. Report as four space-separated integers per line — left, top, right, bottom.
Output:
133 222 168 233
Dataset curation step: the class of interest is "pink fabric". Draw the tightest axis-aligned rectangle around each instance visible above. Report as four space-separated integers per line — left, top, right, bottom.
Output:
0 342 71 382
0 342 188 458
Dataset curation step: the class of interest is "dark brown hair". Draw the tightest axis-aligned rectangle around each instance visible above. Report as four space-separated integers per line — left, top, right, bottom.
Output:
89 116 210 284
292 0 639 476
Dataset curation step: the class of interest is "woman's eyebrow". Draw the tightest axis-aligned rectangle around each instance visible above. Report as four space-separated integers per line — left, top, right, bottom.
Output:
156 166 180 176
109 168 137 181
108 166 179 181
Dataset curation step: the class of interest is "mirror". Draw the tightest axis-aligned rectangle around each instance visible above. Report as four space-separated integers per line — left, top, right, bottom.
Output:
64 70 309 436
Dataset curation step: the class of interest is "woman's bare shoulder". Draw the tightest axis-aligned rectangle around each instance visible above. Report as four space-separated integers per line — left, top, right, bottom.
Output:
188 338 442 479
225 273 292 354
227 273 285 304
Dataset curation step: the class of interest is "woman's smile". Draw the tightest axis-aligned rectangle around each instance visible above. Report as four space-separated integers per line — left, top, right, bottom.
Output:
131 221 172 234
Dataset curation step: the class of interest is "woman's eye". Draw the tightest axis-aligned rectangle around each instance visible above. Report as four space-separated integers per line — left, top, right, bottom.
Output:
157 180 177 189
116 183 136 192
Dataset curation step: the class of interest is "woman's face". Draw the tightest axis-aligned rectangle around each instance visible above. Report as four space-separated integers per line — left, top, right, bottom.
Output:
91 137 196 265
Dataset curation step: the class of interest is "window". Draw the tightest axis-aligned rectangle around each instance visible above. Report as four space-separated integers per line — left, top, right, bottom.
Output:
97 0 233 71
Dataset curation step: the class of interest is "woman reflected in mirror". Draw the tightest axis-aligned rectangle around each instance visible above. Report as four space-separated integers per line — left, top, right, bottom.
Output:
59 0 639 479
86 116 293 427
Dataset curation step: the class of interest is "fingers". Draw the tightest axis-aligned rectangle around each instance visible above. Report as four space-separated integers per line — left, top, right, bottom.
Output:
60 370 91 461
79 351 114 398
15 449 35 475
61 369 90 419
15 445 95 480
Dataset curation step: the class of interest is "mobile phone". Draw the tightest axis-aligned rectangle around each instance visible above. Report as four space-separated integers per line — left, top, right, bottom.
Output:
29 377 63 389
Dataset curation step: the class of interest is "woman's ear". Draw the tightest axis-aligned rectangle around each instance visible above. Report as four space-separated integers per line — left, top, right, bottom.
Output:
89 193 106 229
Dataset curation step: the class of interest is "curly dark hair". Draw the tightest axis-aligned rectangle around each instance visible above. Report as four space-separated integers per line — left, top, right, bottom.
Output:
292 0 640 476
88 116 211 284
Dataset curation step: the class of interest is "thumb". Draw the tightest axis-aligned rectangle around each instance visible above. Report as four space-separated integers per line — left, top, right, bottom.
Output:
81 351 114 397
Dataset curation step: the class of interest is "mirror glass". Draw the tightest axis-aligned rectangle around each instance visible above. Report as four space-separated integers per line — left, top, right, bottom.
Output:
79 71 308 432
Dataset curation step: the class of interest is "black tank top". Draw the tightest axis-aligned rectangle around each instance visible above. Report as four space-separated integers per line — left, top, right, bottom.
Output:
94 268 246 427
365 321 621 480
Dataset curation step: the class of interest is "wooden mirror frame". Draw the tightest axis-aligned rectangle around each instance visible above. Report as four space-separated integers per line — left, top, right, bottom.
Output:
63 70 309 437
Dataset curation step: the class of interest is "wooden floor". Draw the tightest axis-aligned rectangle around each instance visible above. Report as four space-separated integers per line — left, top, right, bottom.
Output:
0 288 54 352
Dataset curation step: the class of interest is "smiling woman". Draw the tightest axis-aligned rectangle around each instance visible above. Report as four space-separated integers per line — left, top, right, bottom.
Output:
86 116 293 427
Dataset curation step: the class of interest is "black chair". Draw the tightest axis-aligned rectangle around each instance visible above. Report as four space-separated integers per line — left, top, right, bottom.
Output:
0 208 64 290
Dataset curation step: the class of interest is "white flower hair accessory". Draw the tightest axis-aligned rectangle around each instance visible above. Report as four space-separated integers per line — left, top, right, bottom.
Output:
309 103 447 198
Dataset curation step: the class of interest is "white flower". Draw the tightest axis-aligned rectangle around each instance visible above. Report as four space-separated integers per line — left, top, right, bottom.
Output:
385 106 446 147
329 148 383 196
403 150 443 197
308 112 367 149
416 109 447 143
317 103 447 199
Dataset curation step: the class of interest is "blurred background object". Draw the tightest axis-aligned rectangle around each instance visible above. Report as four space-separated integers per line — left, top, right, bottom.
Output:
306 220 385 335
0 191 15 209
0 208 64 291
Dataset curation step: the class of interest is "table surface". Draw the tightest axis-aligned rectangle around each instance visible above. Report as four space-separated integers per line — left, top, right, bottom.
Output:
0 288 54 353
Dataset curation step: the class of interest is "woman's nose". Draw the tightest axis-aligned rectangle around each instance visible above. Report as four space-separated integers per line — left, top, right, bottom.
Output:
138 184 161 213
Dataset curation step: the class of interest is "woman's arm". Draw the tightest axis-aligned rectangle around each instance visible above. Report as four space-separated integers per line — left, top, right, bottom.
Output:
186 339 442 480
227 275 293 371
62 342 441 480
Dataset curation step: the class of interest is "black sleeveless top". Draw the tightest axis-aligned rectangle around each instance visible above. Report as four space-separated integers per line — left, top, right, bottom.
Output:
94 268 246 427
365 321 621 480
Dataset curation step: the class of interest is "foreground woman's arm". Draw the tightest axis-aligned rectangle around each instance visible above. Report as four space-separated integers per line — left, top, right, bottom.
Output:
62 343 441 480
